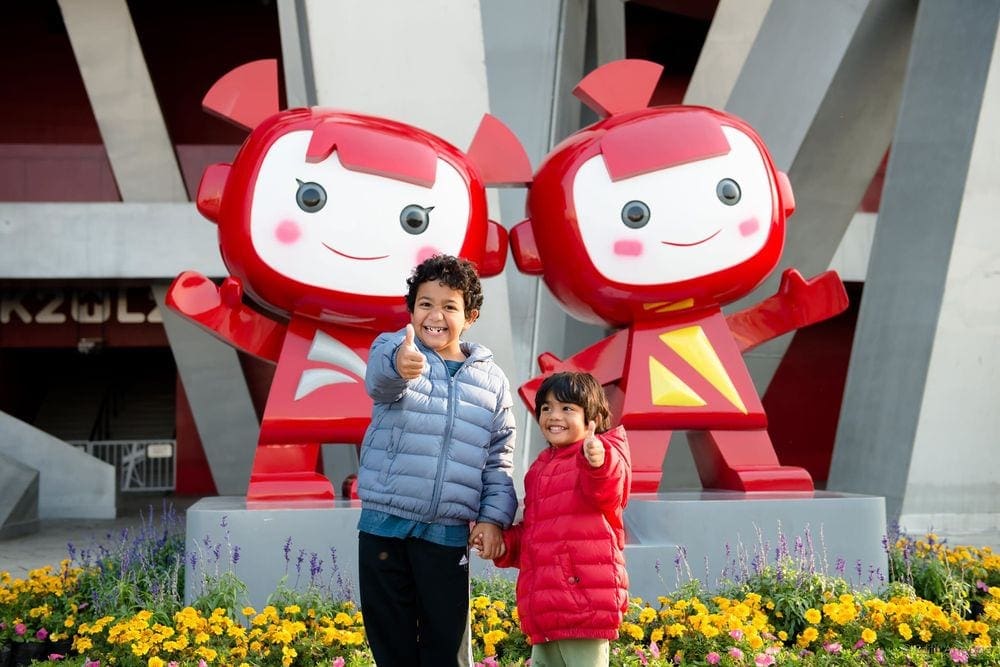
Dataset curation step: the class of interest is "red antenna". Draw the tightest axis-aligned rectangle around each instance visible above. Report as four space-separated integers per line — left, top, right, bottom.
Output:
202 59 281 131
573 59 663 118
466 114 532 187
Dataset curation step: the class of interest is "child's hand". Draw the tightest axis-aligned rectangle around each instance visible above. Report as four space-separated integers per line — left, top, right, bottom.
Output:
470 522 506 559
582 421 604 468
395 324 426 380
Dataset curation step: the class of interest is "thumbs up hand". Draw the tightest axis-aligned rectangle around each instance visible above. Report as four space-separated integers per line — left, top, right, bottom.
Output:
582 421 604 468
396 324 426 380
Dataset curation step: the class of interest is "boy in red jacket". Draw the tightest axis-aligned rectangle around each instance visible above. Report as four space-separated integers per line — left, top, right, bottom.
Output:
484 371 631 666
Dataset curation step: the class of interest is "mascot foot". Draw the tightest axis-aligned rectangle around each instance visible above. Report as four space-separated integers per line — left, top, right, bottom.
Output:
246 472 336 507
711 465 814 492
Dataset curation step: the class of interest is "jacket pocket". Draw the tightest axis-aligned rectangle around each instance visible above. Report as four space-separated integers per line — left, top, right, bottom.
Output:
378 425 403 485
556 549 591 610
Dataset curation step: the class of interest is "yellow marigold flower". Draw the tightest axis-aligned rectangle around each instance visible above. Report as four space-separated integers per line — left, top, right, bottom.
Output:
918 628 932 642
700 624 720 639
242 606 256 616
622 622 645 640
73 637 93 652
778 630 788 641
651 628 664 642
148 658 165 667
804 608 821 624
748 634 763 650
196 646 218 662
639 607 657 624
800 627 819 643
666 623 686 638
862 627 877 643
472 596 490 610
974 634 992 648
282 604 301 615
484 629 507 645
898 623 912 641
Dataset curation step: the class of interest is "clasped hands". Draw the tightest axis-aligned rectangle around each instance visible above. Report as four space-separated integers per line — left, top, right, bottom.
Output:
470 522 506 559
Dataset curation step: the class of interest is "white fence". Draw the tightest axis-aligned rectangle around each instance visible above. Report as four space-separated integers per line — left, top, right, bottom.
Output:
70 440 176 492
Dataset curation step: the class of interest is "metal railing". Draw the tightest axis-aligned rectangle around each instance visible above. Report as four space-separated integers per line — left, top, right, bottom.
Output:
70 439 176 492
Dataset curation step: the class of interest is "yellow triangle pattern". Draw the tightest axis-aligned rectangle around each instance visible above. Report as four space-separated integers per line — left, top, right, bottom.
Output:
642 298 695 313
658 326 747 414
649 357 705 407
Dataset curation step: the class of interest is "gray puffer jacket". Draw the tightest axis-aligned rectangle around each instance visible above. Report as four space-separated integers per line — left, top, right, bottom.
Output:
358 329 517 528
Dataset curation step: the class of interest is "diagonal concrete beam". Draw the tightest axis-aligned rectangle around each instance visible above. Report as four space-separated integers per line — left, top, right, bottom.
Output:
829 1 1000 523
684 0 772 109
723 0 917 394
153 286 259 497
57 0 187 202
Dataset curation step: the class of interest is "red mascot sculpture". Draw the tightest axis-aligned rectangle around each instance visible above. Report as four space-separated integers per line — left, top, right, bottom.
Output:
167 60 530 505
511 59 848 493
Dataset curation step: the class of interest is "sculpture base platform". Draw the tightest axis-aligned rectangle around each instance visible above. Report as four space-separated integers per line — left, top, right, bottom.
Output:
185 491 887 610
623 491 887 603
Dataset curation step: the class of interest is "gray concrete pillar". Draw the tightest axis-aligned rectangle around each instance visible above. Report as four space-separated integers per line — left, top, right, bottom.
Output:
829 3 1000 532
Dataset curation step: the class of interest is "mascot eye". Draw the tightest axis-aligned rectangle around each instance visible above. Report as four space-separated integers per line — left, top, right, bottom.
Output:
716 178 741 206
400 204 433 234
295 180 327 213
621 200 650 229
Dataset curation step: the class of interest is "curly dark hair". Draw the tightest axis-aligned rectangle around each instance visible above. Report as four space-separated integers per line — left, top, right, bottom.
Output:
405 254 484 316
534 371 612 433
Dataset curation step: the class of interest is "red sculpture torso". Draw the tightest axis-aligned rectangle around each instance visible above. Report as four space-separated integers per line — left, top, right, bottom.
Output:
258 318 375 445
619 313 765 430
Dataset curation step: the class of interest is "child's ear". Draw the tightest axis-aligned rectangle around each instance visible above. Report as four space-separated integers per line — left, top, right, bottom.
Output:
464 309 480 327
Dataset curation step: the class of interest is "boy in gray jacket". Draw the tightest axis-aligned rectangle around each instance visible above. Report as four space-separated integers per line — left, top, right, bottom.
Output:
357 254 517 666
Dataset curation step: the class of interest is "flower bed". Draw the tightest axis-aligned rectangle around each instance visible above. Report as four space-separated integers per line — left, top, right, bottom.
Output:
2 508 999 666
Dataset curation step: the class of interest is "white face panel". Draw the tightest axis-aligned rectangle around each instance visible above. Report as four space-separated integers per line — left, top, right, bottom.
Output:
249 130 472 296
571 126 774 286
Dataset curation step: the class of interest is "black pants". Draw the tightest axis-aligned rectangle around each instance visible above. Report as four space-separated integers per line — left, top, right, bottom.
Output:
359 531 470 667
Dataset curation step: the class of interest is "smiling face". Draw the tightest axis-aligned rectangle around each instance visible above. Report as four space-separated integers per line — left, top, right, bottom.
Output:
572 126 774 286
248 130 473 297
410 280 477 361
537 392 589 448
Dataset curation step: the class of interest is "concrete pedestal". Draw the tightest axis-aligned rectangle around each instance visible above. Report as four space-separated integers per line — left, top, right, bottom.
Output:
623 491 888 603
185 491 888 610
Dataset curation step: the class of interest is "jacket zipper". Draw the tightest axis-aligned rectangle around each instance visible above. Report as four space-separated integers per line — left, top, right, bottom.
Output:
428 354 464 519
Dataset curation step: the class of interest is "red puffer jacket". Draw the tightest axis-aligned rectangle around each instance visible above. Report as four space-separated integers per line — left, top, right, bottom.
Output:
494 426 631 644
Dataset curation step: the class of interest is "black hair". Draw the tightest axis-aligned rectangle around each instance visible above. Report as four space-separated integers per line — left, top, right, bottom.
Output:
534 371 612 433
405 254 483 316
